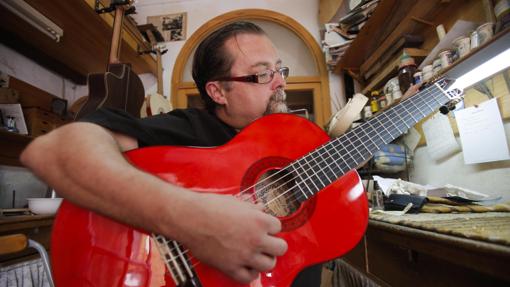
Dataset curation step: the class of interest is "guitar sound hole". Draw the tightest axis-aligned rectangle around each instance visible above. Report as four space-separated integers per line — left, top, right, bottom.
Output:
255 169 301 217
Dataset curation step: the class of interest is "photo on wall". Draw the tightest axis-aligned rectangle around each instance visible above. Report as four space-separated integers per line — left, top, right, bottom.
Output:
147 12 187 42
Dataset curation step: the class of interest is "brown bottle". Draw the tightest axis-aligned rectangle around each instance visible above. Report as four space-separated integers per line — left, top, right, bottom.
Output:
398 52 417 94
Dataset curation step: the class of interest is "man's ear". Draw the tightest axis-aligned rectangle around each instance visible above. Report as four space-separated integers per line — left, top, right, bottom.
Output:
205 81 227 105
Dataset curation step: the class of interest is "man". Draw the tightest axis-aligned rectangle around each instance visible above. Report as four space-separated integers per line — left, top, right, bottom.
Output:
21 21 320 285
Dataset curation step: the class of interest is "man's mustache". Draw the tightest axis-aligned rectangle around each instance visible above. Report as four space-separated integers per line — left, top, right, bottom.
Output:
264 88 288 115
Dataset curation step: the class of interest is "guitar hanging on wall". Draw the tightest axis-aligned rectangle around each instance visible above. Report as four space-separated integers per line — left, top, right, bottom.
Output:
51 76 462 286
138 23 173 117
74 0 145 119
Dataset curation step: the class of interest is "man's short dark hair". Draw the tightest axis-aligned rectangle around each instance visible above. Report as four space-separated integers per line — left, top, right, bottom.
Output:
192 21 266 113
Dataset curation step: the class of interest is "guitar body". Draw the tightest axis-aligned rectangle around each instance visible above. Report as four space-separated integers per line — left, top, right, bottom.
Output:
75 63 145 119
51 114 369 287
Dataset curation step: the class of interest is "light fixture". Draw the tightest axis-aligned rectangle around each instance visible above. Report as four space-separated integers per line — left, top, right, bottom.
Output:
0 0 64 42
448 31 510 91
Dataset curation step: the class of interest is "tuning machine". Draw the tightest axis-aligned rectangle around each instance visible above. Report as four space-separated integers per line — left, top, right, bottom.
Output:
439 88 463 115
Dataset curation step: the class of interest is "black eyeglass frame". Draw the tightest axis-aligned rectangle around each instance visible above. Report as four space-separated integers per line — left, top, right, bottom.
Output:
212 67 289 84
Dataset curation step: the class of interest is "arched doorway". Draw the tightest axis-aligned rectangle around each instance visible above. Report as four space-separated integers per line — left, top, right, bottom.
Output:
171 9 331 127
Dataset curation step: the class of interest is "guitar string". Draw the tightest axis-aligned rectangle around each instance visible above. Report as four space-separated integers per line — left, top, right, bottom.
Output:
233 85 443 203
157 85 447 263
235 85 442 205
160 87 451 274
157 85 448 265
258 85 445 207
160 85 456 277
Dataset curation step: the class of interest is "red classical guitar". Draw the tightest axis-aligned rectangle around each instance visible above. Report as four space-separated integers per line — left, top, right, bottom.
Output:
52 79 461 286
74 0 145 119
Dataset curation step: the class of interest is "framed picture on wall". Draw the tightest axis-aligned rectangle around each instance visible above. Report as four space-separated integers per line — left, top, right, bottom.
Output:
147 12 187 42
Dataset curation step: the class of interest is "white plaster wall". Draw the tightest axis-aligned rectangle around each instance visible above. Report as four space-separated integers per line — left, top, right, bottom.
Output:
410 121 510 202
132 0 345 114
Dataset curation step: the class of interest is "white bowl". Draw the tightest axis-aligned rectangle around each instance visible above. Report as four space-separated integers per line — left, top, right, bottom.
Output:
27 198 63 215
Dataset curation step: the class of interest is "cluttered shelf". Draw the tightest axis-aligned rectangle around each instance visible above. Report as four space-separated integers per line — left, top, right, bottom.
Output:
0 76 70 166
0 0 156 85
324 0 490 89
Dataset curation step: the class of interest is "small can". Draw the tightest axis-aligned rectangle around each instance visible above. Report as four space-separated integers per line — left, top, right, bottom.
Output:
438 49 453 69
413 71 423 84
392 90 402 100
363 106 373 118
470 30 480 49
453 36 471 58
422 64 433 81
477 22 495 45
432 58 442 76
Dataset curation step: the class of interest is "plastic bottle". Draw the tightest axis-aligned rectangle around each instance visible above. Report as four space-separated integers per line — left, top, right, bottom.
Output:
397 52 417 94
370 90 380 113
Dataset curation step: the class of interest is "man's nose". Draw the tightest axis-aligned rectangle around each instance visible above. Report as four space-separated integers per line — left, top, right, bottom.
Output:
271 71 286 90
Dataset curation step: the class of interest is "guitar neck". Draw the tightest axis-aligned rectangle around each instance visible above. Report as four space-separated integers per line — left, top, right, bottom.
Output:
108 5 125 64
288 81 455 199
156 50 163 95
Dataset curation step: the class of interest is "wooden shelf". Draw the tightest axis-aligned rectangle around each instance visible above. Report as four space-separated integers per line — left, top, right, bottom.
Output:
0 0 156 85
0 130 33 166
361 48 428 94
333 0 487 84
334 0 414 73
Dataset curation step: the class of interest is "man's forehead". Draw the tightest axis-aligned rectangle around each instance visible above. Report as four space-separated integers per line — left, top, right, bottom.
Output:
225 34 280 69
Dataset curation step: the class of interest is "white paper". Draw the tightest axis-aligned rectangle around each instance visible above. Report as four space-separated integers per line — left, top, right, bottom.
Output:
422 112 461 161
0 103 28 135
403 127 421 152
372 175 396 196
454 98 510 164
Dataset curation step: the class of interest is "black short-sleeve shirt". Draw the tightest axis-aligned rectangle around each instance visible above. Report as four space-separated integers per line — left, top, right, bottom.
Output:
81 107 237 147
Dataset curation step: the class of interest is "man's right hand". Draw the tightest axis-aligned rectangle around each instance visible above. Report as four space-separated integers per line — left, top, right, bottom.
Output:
166 191 288 284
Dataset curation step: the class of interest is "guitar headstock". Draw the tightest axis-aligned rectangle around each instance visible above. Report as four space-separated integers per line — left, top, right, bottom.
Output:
433 77 464 115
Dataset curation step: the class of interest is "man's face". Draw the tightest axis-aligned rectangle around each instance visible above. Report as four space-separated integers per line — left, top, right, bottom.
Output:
209 33 288 129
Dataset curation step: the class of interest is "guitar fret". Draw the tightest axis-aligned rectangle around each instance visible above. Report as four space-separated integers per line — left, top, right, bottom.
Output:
293 160 315 197
315 148 336 183
282 81 453 203
351 130 371 157
285 166 308 200
301 155 322 191
309 150 329 188
357 128 379 152
375 115 398 142
323 144 345 175
330 139 352 172
172 241 195 279
366 120 386 145
152 235 182 284
409 98 427 118
385 109 407 134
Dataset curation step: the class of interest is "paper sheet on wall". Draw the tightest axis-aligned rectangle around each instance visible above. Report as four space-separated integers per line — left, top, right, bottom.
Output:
422 112 461 161
403 127 421 152
454 98 510 164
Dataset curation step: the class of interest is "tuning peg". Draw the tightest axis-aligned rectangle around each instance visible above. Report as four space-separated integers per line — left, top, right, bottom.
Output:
439 97 463 115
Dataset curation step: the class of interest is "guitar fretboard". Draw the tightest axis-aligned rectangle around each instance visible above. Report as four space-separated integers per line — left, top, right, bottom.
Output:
287 82 453 200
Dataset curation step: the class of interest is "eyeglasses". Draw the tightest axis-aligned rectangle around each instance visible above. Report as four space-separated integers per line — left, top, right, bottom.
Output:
214 67 289 84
